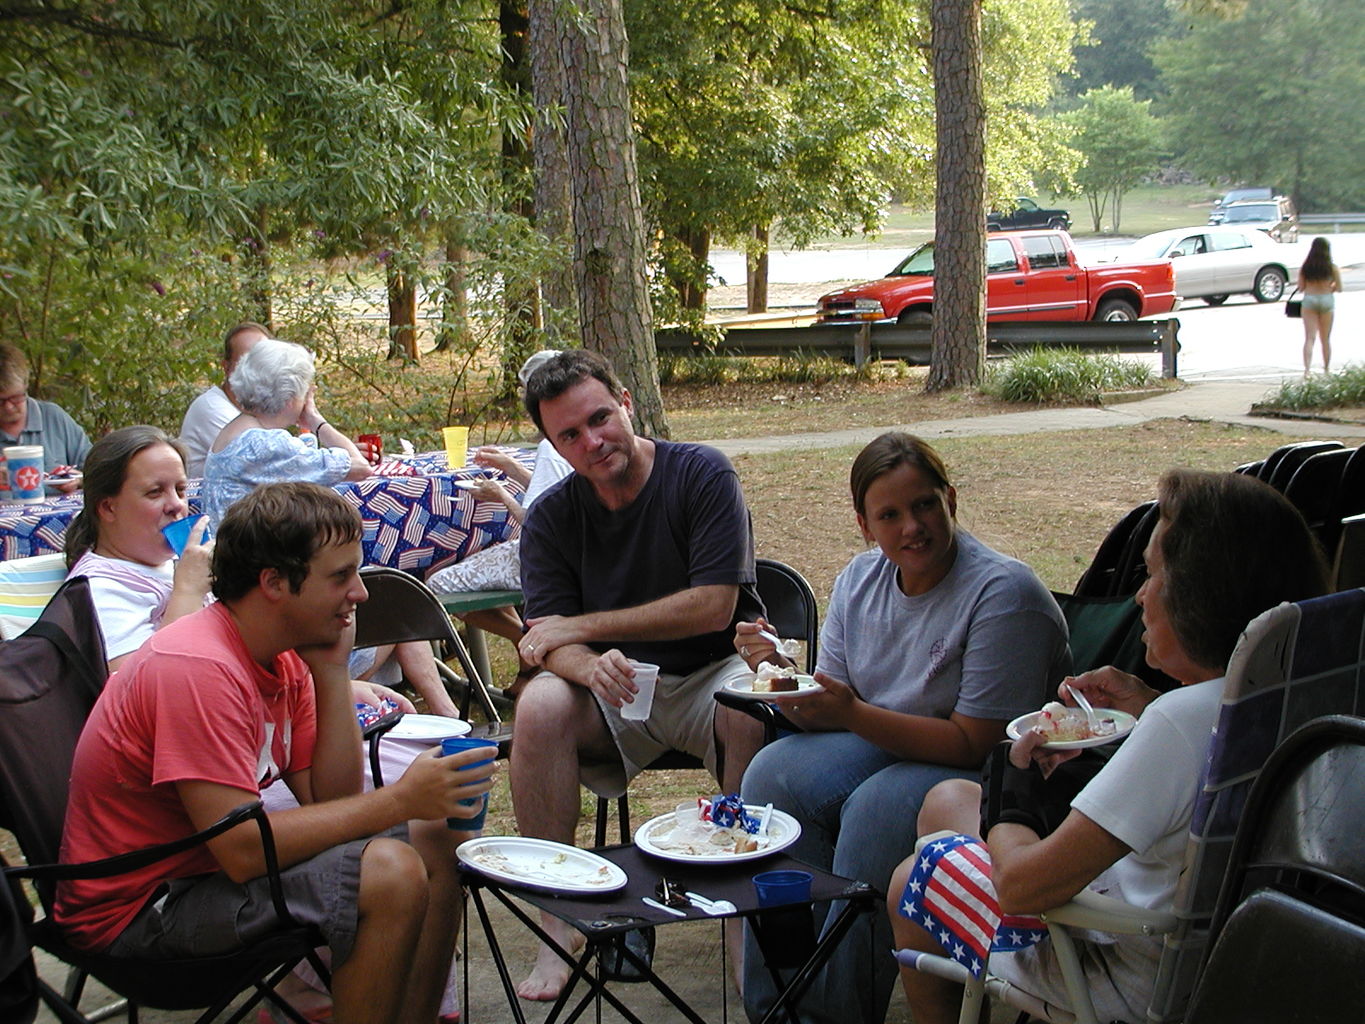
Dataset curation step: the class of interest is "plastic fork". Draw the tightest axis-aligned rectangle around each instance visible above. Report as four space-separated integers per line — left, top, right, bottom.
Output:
1064 682 1099 730
756 627 801 658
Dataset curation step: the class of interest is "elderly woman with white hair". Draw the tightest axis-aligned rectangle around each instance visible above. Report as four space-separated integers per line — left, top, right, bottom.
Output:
201 338 370 527
202 338 460 721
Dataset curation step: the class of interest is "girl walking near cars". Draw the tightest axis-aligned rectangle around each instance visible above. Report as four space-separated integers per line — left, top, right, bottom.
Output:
1299 237 1342 375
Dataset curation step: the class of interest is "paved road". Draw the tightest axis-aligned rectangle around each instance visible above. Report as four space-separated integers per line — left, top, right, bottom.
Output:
712 232 1365 387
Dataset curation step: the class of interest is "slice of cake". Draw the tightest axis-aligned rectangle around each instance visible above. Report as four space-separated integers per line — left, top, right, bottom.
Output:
751 663 800 693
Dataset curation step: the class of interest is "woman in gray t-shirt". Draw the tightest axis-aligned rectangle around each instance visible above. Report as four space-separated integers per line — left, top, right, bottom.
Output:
735 432 1070 1024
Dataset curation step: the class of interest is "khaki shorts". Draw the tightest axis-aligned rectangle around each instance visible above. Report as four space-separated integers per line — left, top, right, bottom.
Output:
578 654 752 798
107 824 408 968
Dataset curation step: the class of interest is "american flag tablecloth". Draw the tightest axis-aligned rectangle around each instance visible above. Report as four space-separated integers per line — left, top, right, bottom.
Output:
897 832 1048 978
0 447 535 573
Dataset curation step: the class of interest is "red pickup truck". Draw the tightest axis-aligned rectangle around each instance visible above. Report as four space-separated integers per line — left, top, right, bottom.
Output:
815 230 1179 324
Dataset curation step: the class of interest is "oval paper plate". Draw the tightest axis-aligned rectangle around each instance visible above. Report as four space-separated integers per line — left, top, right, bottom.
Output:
721 675 822 703
457 837 627 894
385 714 472 742
1006 708 1137 750
634 805 801 864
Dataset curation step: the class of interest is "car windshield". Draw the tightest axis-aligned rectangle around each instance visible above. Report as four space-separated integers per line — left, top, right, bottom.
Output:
1127 234 1181 259
890 243 935 276
1225 204 1277 223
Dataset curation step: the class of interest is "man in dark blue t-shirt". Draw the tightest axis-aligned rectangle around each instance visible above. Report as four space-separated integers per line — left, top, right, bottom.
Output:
512 350 764 1000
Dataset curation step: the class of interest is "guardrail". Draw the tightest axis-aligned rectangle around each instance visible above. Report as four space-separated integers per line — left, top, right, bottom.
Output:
1299 213 1365 231
657 319 1181 378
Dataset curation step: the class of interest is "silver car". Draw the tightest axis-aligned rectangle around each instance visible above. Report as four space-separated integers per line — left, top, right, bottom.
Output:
1121 227 1291 305
1220 197 1299 242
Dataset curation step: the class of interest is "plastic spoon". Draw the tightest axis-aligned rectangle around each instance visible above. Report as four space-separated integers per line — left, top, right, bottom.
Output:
685 891 738 915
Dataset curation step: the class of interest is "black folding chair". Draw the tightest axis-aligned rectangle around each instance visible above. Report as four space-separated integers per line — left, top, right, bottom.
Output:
1281 446 1353 553
1262 440 1343 493
355 566 512 756
594 558 819 846
0 576 328 1024
1186 715 1365 1023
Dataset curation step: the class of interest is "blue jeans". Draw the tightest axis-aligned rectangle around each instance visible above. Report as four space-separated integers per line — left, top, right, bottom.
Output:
740 731 974 1024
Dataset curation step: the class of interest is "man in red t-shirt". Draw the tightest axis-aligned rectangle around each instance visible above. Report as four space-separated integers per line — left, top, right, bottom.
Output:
56 482 494 1024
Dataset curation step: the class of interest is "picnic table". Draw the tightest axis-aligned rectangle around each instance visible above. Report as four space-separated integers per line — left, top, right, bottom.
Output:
0 448 535 574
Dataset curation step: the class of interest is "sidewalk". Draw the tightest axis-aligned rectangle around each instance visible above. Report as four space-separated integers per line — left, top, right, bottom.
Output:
705 379 1365 458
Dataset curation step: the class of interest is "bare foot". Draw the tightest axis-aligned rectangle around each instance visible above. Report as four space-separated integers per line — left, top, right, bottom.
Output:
516 920 585 1002
273 970 333 1020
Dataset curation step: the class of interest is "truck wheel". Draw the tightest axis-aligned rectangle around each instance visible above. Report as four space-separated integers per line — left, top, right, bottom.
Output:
1095 298 1138 322
1253 267 1287 302
1204 294 1229 306
1047 218 1068 230
898 309 933 326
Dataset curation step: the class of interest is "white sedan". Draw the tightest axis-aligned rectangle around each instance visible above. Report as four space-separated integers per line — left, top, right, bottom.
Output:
1119 227 1292 306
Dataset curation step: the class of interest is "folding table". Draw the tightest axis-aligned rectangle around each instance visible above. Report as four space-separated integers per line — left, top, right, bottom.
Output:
460 843 877 1024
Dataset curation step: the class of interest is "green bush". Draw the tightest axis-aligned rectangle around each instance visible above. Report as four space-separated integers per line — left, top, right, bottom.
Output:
983 347 1154 403
1263 365 1365 410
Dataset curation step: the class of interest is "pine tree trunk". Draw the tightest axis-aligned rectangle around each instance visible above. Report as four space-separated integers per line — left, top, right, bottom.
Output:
433 230 470 354
386 260 418 363
528 0 576 327
548 0 669 437
243 205 273 328
668 224 711 311
926 0 987 392
746 224 770 314
502 0 539 377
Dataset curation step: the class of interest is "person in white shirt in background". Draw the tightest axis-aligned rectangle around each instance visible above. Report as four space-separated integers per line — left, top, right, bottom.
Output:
177 321 267 478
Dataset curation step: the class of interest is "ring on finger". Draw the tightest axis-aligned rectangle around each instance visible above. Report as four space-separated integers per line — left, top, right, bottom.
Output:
740 645 749 657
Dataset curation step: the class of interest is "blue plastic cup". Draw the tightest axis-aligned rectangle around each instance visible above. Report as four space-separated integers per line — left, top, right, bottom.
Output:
439 736 498 831
752 869 816 968
161 515 211 557
752 869 813 907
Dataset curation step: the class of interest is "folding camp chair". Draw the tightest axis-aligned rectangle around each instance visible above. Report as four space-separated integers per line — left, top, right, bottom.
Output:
593 558 820 846
354 566 511 756
1185 715 1365 1023
0 552 67 640
1072 501 1156 599
895 587 1365 1024
0 576 329 1024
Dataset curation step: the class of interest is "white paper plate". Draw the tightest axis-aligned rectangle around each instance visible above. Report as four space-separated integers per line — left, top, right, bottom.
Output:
457 837 628 894
634 805 801 864
385 714 472 742
1006 708 1137 750
721 675 822 702
452 479 484 491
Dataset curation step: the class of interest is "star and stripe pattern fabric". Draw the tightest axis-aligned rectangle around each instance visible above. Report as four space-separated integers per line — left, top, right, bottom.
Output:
898 832 1048 978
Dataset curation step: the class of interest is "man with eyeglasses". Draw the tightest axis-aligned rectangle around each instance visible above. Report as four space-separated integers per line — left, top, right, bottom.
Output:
0 344 91 490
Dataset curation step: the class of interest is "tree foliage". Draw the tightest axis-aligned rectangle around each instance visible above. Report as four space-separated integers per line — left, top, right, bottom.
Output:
1067 0 1177 100
623 0 1080 311
1154 0 1365 210
1057 86 1165 232
0 0 543 429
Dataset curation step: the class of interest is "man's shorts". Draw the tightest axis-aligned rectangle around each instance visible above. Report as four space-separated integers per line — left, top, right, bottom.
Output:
106 824 408 968
578 653 752 798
